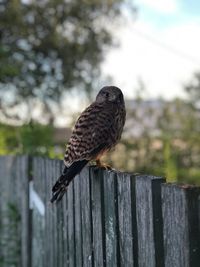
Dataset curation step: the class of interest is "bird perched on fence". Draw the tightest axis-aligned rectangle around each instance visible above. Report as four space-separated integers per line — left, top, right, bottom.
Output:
51 86 126 203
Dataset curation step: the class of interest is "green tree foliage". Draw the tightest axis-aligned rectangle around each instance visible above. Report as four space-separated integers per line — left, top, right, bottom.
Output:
0 122 54 156
18 122 53 155
0 0 136 122
163 134 177 182
0 123 18 154
184 72 200 108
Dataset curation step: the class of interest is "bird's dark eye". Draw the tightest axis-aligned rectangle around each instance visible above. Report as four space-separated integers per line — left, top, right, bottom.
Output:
103 92 109 97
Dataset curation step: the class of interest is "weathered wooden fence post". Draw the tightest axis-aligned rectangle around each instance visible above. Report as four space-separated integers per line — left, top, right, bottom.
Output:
117 172 135 267
0 155 30 267
1 155 200 267
134 175 166 267
103 171 118 267
162 184 200 267
79 167 93 267
90 168 105 267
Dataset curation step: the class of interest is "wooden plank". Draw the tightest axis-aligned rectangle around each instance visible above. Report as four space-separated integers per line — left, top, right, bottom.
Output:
80 166 93 267
13 156 22 265
11 155 30 267
1 156 13 267
0 156 6 265
18 156 29 267
39 157 47 266
32 157 44 201
44 158 51 267
52 159 58 267
49 158 57 267
67 178 75 267
135 175 165 267
0 156 30 267
162 184 200 267
117 172 134 267
0 156 5 263
57 200 63 267
55 160 64 267
74 173 83 267
31 207 45 267
41 157 47 203
62 171 69 267
90 167 105 267
45 158 54 267
31 157 45 267
151 176 165 267
103 171 118 267
199 196 200 251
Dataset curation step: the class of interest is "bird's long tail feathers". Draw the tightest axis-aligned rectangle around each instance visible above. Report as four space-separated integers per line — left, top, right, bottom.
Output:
50 159 88 203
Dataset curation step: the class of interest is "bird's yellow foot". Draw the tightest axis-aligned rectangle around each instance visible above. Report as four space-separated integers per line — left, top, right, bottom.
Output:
96 159 112 170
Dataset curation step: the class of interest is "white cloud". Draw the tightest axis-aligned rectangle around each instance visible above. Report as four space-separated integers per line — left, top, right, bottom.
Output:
138 0 178 14
102 19 200 100
164 21 200 55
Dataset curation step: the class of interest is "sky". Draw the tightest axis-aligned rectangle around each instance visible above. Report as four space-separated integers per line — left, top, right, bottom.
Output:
101 0 200 100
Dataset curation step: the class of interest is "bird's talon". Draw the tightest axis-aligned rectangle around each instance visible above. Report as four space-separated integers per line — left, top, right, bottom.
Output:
95 159 112 170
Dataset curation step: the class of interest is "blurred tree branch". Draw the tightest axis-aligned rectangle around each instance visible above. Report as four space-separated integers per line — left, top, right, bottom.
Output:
0 0 136 124
184 71 200 109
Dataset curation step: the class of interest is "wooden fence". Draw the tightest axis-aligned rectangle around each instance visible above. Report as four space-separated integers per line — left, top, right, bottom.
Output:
0 155 200 267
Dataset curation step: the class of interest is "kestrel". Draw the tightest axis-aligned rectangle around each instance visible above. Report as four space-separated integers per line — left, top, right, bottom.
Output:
51 86 126 203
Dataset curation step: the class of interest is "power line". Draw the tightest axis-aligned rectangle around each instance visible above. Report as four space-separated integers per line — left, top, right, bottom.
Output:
132 28 200 66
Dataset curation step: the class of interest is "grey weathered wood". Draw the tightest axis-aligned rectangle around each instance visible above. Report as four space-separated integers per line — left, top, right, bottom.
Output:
0 156 29 267
1 155 200 267
0 156 11 267
31 207 45 267
48 158 56 267
57 197 64 267
44 158 51 267
117 172 134 267
162 184 200 267
49 158 57 267
67 179 75 267
90 167 105 267
31 157 46 267
80 166 93 267
103 171 118 267
199 196 200 249
74 173 83 267
62 176 69 267
151 176 165 267
135 174 165 267
9 156 29 267
55 160 64 267
52 159 58 267
18 156 30 267
33 157 45 201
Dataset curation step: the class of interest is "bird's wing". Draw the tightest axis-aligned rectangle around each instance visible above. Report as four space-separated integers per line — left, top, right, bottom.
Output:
64 102 116 166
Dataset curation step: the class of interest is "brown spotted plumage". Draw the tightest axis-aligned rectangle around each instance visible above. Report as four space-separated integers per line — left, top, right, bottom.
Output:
51 86 126 203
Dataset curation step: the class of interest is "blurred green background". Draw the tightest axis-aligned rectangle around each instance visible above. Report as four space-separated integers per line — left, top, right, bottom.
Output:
0 0 199 185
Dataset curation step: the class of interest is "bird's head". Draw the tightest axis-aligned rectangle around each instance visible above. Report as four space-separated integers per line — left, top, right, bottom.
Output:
96 86 124 104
